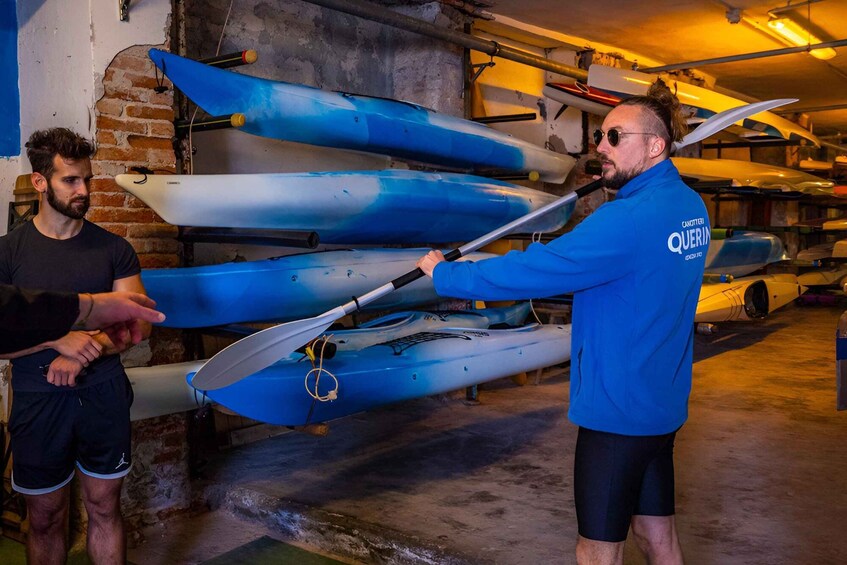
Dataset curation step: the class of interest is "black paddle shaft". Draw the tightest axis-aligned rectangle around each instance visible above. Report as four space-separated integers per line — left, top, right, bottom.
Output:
387 178 605 292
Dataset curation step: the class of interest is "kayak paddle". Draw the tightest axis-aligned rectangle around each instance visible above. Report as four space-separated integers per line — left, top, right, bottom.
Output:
190 97 797 390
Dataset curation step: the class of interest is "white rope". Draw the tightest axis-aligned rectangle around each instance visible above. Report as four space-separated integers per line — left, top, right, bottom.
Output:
303 336 339 402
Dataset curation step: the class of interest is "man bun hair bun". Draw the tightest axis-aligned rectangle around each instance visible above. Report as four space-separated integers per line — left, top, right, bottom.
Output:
646 78 688 143
618 77 687 152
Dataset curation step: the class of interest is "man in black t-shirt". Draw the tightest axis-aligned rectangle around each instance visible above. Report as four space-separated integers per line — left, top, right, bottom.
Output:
0 128 149 565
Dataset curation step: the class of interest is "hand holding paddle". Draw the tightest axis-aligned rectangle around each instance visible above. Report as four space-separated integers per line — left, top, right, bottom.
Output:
190 98 797 390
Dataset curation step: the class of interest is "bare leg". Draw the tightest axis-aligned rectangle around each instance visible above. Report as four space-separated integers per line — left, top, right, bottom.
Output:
630 514 684 565
575 535 625 565
25 486 71 565
78 472 125 565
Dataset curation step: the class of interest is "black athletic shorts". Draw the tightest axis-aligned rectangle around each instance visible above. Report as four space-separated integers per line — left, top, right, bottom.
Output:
9 373 134 495
574 426 678 542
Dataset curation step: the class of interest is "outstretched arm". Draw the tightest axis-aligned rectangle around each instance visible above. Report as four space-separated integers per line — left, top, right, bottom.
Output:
0 285 164 356
91 274 155 354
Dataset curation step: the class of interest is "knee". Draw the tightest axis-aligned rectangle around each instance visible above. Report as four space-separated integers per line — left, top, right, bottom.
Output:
83 494 122 524
27 505 66 534
630 523 653 551
575 538 591 565
630 516 677 554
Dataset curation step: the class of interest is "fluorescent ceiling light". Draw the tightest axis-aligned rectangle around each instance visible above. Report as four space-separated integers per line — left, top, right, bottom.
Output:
766 16 837 60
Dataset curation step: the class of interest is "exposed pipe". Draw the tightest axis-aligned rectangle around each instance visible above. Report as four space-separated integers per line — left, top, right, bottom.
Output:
298 0 588 82
768 0 824 17
775 103 847 114
819 140 847 153
640 38 847 72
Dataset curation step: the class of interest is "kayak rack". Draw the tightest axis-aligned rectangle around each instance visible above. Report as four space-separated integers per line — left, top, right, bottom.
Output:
178 227 320 249
472 113 537 124
198 50 258 69
175 113 246 133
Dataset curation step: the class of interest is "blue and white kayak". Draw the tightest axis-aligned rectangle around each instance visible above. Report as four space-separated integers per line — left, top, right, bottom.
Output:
115 170 575 243
705 231 787 277
186 323 571 426
148 49 575 183
126 303 530 421
142 248 495 328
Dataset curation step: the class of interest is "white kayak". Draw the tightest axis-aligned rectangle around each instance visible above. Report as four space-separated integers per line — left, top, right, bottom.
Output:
115 170 575 243
672 157 835 195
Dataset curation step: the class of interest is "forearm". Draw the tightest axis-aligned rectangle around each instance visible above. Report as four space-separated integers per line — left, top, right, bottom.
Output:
0 332 75 359
0 341 53 359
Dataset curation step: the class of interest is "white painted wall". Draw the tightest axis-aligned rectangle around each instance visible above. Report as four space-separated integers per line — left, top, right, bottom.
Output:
2 0 170 236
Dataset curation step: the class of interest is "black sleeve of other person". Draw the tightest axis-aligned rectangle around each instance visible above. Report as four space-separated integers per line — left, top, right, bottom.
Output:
0 284 79 354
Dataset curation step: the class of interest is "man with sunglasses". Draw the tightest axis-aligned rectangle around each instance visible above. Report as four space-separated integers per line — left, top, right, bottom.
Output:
418 80 707 564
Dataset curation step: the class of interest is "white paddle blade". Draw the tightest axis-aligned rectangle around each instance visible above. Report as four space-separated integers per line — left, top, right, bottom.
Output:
672 98 798 152
190 307 345 390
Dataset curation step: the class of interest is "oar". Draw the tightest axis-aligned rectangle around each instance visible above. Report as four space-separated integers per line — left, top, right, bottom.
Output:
190 97 797 390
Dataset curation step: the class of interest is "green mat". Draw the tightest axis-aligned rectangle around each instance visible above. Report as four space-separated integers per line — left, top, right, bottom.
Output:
201 536 347 565
2 534 345 565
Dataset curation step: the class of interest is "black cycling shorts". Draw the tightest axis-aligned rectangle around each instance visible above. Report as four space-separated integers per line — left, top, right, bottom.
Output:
10 374 134 495
574 426 678 542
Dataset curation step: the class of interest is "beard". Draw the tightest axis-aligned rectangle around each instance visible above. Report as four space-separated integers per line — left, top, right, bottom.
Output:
46 179 89 219
600 158 642 191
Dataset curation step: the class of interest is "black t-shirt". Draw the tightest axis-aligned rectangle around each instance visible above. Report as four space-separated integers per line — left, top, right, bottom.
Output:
0 220 141 392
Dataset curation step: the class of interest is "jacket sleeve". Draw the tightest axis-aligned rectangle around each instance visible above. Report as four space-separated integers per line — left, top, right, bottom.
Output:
0 285 79 354
433 201 636 301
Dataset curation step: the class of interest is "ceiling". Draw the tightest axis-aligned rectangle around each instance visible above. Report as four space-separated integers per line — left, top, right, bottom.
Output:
486 0 847 141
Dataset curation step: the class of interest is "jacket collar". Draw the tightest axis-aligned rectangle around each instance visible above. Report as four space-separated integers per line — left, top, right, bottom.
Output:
615 159 677 200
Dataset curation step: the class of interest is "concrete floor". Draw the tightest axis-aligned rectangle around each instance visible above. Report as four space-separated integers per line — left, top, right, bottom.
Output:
129 303 847 564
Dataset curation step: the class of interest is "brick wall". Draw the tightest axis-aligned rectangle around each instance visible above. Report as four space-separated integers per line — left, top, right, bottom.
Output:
91 44 179 271
87 44 195 541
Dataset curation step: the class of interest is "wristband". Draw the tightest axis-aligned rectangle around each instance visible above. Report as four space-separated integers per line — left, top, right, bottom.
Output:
74 293 95 329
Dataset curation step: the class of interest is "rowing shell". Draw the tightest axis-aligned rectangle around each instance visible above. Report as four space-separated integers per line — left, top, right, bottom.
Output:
672 157 835 195
543 82 619 116
588 64 819 146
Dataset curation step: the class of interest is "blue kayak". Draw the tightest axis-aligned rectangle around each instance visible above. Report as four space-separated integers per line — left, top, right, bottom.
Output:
705 231 787 277
149 49 575 182
127 303 531 421
187 323 571 426
116 170 575 243
142 248 495 328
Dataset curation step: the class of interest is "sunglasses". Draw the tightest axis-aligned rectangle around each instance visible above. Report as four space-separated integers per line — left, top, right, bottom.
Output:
593 128 656 147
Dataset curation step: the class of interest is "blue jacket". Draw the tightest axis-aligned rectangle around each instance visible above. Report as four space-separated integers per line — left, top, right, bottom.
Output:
433 159 708 435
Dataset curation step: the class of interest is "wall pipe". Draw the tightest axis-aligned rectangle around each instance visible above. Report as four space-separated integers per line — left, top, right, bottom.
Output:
298 0 588 82
774 103 847 114
640 38 847 72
